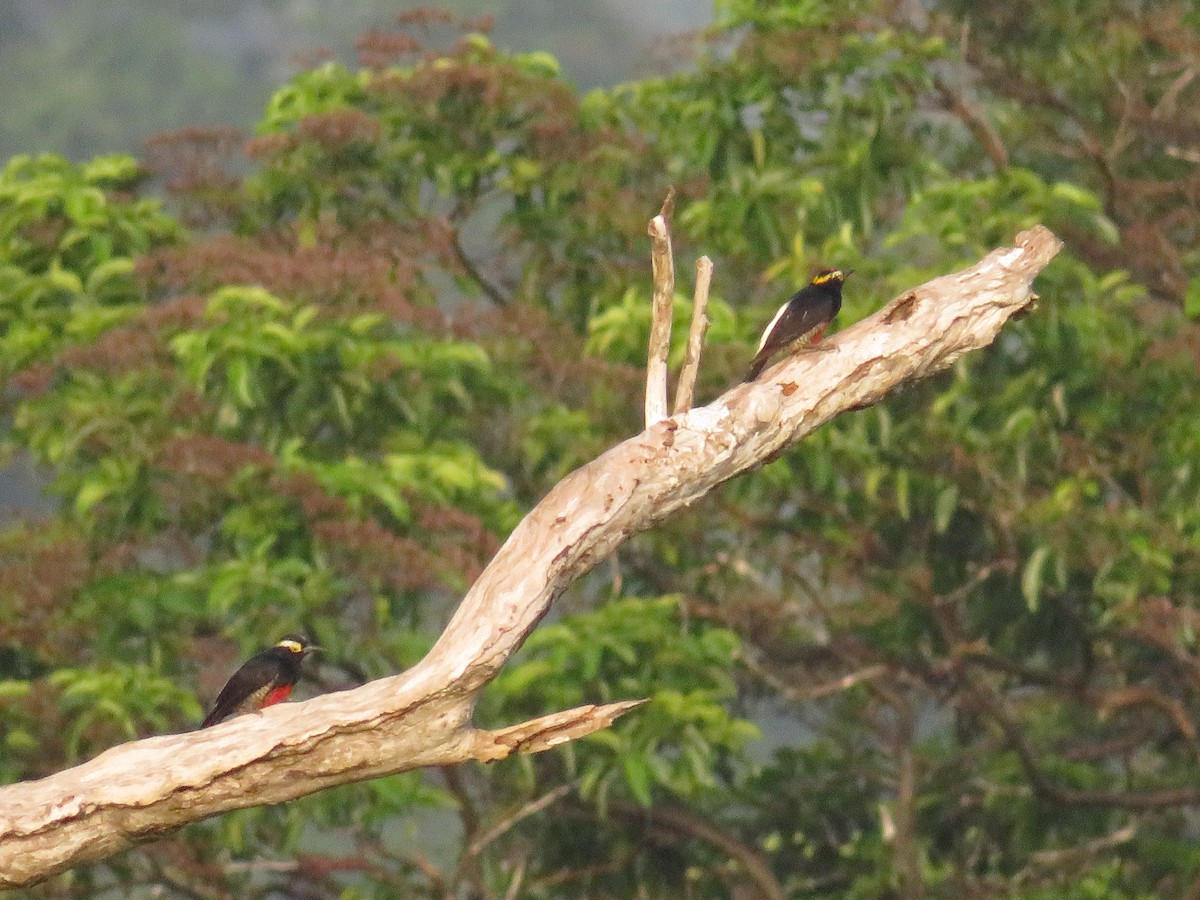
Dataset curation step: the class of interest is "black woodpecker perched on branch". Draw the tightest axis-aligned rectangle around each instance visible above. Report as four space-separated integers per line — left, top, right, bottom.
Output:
199 635 319 728
744 268 852 382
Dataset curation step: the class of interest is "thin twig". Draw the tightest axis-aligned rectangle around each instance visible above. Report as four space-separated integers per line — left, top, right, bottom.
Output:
1028 824 1136 870
532 855 633 890
673 255 712 414
738 648 887 703
645 188 676 427
441 766 481 844
890 702 922 899
146 855 226 900
442 766 486 898
605 800 786 900
933 74 1009 171
930 560 1015 607
356 833 455 900
448 224 510 307
966 674 1200 809
502 858 527 900
467 780 578 858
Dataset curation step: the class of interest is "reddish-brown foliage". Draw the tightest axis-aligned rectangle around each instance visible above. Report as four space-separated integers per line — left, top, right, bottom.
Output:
154 435 277 486
0 536 91 660
270 471 351 522
297 109 382 152
141 127 245 227
415 501 501 587
138 233 447 329
312 517 446 593
55 326 169 377
356 29 422 69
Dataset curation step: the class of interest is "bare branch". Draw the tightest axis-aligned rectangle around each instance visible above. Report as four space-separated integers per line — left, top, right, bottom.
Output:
1027 824 1136 871
673 255 712 414
478 700 647 758
933 74 1009 171
467 781 579 859
0 701 640 887
602 800 785 900
965 673 1200 810
0 226 1061 887
739 649 888 703
645 189 676 426
502 858 526 900
448 221 510 307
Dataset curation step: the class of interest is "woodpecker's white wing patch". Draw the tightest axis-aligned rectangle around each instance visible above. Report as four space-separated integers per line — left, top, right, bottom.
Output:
757 301 791 353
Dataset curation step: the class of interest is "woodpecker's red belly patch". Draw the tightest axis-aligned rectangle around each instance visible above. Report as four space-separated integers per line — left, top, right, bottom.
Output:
232 682 293 717
262 684 293 707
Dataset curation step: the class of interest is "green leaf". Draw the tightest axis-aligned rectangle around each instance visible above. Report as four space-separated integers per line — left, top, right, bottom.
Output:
894 469 911 520
934 484 958 534
1186 278 1200 320
1021 546 1052 611
74 479 113 516
517 50 561 77
81 155 140 185
228 356 257 407
45 262 83 295
622 752 653 807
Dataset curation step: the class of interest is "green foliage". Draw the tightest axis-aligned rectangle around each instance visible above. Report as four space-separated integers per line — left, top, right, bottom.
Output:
6 3 1200 897
491 597 757 806
0 154 179 376
50 665 202 757
586 289 739 368
168 285 510 453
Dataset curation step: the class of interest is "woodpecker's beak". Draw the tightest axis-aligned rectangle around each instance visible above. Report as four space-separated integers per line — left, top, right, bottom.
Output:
842 269 855 279
304 645 322 655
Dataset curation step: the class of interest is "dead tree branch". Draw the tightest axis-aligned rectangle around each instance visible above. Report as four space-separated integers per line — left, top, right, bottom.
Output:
645 189 676 426
673 255 712 414
0 226 1061 887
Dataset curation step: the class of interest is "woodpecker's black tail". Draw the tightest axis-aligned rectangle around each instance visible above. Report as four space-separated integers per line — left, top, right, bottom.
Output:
744 352 770 383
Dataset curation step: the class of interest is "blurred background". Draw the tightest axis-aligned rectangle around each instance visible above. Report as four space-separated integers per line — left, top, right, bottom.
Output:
0 0 711 162
6 1 1200 897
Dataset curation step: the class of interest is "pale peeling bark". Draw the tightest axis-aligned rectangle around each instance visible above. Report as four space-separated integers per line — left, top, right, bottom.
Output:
673 255 713 415
644 193 676 427
0 226 1061 887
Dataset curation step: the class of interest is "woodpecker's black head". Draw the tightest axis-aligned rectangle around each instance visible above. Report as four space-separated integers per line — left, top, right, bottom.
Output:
272 634 319 659
274 633 316 657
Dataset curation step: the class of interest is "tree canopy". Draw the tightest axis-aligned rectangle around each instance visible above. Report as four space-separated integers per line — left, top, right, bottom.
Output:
2 2 1200 897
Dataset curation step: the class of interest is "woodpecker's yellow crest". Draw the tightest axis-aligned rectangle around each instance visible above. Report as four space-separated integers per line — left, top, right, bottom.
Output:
811 269 846 285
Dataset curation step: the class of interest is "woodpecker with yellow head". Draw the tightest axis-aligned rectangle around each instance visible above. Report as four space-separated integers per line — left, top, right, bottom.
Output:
744 268 851 382
200 635 319 728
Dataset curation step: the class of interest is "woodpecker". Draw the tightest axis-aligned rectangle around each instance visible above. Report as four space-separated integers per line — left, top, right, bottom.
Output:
744 268 852 382
200 635 319 728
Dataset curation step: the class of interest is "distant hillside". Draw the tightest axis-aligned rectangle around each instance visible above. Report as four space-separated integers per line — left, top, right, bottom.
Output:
0 0 711 162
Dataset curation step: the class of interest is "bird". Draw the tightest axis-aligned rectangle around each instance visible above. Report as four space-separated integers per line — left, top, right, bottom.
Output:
199 635 319 728
744 268 852 382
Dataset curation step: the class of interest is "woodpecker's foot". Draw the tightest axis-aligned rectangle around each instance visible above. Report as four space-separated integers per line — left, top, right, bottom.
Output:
800 342 839 354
